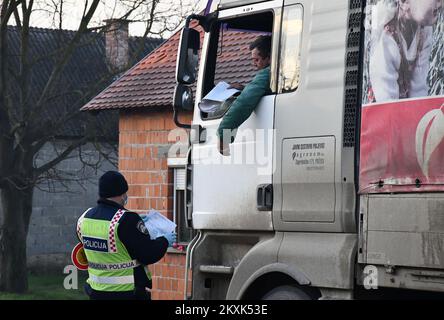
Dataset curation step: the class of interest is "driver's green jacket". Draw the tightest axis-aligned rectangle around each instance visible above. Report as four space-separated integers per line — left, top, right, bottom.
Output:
217 66 271 139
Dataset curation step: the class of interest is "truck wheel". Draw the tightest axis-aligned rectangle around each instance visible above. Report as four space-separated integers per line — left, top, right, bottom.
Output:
261 285 312 300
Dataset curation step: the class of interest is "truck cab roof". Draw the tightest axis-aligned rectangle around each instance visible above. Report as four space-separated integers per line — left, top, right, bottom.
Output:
217 0 272 10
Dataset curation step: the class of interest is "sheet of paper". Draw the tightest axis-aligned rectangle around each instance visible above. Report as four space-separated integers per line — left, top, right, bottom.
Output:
143 210 176 240
203 81 240 102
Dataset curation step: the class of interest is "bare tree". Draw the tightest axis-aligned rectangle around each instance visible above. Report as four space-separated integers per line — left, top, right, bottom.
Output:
0 0 196 293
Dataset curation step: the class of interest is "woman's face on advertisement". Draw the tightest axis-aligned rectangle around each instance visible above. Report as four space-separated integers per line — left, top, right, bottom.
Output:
405 0 442 26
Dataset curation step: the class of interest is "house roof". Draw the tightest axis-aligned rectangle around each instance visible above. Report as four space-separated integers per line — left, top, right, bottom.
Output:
81 28 259 111
7 26 163 138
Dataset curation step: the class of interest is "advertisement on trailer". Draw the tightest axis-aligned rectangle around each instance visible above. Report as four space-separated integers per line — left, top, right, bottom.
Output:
360 0 444 193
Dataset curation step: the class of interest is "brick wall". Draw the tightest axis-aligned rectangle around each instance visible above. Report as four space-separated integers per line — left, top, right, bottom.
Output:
119 109 192 300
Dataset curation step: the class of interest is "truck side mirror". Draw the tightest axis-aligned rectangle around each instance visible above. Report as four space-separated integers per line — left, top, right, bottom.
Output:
173 84 194 111
176 28 200 84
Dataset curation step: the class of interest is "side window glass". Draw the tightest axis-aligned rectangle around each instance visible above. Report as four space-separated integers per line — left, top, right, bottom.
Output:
202 26 255 120
200 11 274 120
278 5 303 94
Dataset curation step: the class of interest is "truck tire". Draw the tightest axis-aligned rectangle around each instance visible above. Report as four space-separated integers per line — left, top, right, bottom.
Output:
261 285 312 300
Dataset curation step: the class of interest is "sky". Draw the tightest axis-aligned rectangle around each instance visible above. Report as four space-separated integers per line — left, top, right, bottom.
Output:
28 0 208 38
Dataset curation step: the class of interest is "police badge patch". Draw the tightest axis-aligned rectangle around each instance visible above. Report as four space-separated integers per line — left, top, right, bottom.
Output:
137 220 149 235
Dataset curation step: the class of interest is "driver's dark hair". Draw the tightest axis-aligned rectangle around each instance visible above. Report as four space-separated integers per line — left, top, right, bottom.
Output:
249 35 271 58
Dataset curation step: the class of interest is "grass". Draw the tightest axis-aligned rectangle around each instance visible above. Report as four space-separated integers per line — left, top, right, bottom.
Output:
0 272 89 300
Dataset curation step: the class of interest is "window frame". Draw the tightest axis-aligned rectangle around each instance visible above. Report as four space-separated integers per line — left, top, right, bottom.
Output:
199 9 277 121
276 3 304 95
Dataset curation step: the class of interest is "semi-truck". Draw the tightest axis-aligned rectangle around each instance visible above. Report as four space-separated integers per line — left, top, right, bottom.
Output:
172 0 444 299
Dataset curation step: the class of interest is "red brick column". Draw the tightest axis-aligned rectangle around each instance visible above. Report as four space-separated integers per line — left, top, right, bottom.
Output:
118 109 192 300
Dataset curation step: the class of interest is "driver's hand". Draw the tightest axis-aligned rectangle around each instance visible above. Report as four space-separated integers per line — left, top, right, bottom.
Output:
228 83 245 91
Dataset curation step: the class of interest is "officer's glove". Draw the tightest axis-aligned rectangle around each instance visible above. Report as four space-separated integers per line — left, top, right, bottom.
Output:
162 232 177 247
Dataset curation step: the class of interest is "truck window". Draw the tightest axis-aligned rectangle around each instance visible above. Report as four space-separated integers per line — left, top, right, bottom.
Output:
278 4 303 94
200 11 274 120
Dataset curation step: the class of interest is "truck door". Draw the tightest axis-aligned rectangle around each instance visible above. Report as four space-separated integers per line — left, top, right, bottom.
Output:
273 0 354 230
191 3 283 231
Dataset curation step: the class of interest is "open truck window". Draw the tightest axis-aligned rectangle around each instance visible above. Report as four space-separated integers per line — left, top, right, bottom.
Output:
200 11 274 120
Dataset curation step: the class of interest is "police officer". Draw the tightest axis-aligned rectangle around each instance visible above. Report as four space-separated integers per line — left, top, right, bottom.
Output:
76 170 176 300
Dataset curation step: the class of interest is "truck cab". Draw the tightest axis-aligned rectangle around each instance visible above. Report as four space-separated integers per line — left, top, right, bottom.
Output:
173 0 444 299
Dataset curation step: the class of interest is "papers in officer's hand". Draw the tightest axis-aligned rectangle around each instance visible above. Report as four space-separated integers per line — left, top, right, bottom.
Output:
203 81 240 102
143 210 176 240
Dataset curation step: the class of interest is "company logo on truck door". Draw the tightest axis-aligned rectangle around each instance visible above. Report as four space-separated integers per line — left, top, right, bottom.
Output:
292 142 326 170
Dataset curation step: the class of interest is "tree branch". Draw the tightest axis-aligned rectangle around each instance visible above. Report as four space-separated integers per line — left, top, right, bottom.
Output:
28 0 101 123
0 1 22 134
34 135 90 177
13 4 22 28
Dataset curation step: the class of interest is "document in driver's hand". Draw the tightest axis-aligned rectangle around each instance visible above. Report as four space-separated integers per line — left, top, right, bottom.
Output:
203 81 240 102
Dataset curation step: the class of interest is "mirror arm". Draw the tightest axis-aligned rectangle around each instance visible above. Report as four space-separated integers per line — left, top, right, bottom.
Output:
174 108 192 129
185 12 218 32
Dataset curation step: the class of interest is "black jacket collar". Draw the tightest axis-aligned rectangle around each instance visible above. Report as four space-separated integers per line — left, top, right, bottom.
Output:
98 198 125 210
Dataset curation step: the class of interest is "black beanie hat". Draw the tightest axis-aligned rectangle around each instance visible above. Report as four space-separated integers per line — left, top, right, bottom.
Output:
99 171 128 198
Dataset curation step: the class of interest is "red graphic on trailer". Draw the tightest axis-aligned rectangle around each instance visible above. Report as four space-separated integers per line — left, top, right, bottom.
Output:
359 97 444 193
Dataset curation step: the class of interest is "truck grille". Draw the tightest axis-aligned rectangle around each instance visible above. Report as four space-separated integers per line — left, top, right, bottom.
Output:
343 0 363 148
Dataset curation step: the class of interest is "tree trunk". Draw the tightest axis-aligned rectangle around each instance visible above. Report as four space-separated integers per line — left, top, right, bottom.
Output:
0 183 33 293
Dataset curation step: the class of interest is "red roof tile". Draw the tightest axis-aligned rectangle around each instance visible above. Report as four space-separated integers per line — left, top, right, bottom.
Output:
81 27 259 111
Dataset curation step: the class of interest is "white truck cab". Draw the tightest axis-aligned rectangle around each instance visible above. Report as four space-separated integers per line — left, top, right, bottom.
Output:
173 0 444 299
